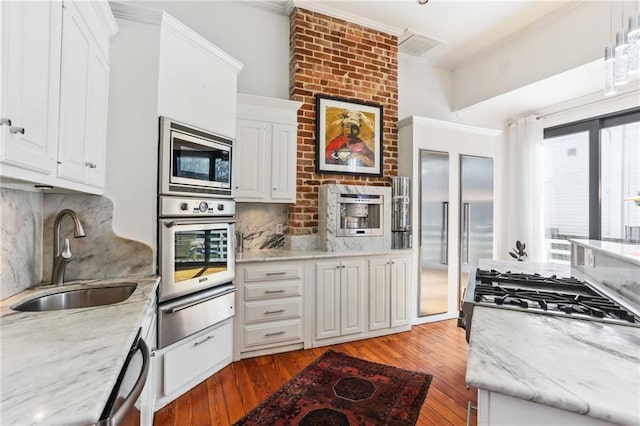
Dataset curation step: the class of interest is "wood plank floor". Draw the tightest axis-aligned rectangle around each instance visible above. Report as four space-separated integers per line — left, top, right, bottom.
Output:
154 319 476 425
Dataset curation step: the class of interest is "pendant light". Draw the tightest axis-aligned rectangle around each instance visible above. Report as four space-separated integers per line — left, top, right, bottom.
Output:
614 2 629 86
605 45 618 95
605 2 618 95
628 3 640 75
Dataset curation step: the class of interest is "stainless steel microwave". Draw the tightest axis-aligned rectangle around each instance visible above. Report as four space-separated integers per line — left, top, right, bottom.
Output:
159 117 233 197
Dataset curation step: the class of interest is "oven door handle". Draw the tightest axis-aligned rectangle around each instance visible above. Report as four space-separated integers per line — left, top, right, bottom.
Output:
162 218 236 228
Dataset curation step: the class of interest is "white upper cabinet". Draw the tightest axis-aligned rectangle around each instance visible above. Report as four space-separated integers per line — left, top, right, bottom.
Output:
0 1 62 175
235 94 301 203
156 15 241 139
235 119 266 200
57 0 114 188
0 0 117 193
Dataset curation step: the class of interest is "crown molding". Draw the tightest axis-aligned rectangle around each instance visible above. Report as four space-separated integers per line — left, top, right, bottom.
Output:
244 0 289 16
161 13 243 72
287 0 403 36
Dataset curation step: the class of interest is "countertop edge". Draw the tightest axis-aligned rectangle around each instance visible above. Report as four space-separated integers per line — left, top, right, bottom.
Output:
236 248 413 263
570 239 640 267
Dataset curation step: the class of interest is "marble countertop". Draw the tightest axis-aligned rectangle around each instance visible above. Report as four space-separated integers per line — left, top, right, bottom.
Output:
236 247 413 263
571 239 640 267
0 276 159 426
467 260 640 426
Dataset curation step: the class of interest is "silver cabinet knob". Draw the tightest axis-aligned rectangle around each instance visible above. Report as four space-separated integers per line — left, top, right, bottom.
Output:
9 126 24 134
85 162 97 169
0 118 11 126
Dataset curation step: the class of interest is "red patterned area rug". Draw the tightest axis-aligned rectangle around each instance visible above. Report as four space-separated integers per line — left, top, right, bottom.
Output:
234 349 433 426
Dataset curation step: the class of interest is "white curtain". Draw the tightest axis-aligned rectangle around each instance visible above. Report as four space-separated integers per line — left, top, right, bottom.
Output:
501 115 545 262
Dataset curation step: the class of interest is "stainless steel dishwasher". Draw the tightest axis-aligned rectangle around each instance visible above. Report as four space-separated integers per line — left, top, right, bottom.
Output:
96 330 150 426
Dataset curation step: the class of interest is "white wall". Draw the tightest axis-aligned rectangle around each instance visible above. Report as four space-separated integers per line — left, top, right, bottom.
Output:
453 1 611 110
137 1 290 99
398 54 455 122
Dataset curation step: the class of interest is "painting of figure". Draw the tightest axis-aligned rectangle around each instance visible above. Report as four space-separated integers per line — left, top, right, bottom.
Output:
316 95 383 176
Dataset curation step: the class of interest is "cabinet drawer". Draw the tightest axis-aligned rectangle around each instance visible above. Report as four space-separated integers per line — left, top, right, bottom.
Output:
245 298 302 324
163 319 232 395
244 280 302 300
244 320 302 347
243 264 303 282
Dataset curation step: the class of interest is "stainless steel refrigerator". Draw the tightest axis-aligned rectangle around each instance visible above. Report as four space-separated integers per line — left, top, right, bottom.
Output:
419 151 493 317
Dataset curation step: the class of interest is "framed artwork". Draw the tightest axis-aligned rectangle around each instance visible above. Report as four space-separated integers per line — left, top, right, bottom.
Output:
315 95 383 176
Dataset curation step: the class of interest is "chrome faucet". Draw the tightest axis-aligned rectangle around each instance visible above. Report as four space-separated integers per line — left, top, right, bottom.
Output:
51 209 86 285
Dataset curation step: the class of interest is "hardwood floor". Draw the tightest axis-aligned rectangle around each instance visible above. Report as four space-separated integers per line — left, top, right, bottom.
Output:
154 319 476 425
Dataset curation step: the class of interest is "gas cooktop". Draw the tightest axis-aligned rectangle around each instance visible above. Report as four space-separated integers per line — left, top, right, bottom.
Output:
473 269 638 324
459 268 640 341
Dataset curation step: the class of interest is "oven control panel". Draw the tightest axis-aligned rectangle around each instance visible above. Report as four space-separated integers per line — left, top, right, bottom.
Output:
159 196 235 217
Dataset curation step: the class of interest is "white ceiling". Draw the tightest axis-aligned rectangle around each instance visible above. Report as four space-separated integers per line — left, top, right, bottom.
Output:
285 0 573 69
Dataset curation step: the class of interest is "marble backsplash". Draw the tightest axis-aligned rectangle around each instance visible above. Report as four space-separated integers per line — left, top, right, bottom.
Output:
42 194 153 282
236 203 288 251
0 188 43 300
1 187 155 301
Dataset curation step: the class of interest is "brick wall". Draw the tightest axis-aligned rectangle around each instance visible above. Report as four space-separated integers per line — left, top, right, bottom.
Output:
289 7 398 236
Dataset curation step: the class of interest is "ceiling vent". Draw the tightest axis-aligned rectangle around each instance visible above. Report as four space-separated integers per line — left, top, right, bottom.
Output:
398 29 442 57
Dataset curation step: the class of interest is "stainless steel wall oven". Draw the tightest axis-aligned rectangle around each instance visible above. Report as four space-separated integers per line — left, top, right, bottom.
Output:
157 195 236 348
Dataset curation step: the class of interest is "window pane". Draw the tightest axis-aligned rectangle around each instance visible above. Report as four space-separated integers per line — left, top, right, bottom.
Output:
543 131 590 263
601 121 640 242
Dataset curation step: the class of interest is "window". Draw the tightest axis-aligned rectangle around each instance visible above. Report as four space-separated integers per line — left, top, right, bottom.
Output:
542 109 640 264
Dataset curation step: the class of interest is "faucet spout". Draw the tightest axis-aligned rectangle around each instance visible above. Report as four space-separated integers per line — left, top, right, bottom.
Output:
51 209 86 285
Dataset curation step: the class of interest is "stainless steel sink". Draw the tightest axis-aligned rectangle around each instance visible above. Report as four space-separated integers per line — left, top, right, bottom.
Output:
12 284 138 312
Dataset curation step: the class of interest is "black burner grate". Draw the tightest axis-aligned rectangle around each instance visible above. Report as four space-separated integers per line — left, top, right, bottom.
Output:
473 269 637 324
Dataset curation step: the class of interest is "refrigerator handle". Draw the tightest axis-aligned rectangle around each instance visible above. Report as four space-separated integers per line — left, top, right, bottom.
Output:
463 202 470 264
441 202 448 265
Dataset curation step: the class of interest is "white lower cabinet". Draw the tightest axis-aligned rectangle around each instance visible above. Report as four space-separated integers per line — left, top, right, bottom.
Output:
314 259 365 342
369 255 411 331
234 260 305 360
477 389 614 426
153 318 233 411
234 252 413 355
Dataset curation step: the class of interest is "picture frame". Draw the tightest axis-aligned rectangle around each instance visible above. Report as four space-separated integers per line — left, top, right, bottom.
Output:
315 94 383 176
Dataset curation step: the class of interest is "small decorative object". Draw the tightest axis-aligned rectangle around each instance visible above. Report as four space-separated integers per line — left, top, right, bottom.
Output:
315 94 383 176
509 240 527 261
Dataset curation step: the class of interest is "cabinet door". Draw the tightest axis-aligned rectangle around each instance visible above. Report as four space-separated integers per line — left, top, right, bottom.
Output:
369 258 390 331
0 1 61 174
235 119 266 201
390 256 411 327
315 261 341 340
270 123 297 203
57 0 91 183
341 259 365 336
84 50 109 187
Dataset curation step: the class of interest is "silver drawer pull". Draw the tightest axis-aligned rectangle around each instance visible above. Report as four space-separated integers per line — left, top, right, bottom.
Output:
265 331 285 337
264 289 286 294
194 334 215 347
0 118 11 126
466 400 477 426
9 126 24 135
265 309 286 314
265 272 287 276
85 161 97 169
